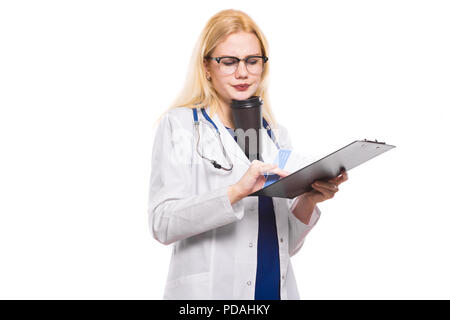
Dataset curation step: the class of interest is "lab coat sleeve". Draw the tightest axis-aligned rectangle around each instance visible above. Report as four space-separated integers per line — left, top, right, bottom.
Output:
288 200 321 256
275 123 322 257
147 111 245 245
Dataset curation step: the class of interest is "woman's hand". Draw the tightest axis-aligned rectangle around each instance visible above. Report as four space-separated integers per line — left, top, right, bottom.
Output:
228 160 290 204
290 170 349 224
304 170 349 205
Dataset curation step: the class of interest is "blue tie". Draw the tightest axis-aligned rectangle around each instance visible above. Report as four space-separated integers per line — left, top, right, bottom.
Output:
224 126 281 300
255 195 280 300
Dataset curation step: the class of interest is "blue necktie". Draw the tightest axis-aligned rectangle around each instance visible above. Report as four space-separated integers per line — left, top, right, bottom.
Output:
255 195 280 300
224 126 281 300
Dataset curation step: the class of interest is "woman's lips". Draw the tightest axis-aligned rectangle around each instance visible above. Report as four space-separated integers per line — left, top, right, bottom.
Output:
233 84 250 91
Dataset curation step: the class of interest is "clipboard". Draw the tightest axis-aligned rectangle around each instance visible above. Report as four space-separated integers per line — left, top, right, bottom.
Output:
249 139 396 199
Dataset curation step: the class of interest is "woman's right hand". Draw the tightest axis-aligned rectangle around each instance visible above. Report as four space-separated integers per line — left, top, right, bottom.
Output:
228 160 291 204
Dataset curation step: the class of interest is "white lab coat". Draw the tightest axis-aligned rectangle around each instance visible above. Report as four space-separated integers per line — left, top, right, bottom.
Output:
147 106 321 300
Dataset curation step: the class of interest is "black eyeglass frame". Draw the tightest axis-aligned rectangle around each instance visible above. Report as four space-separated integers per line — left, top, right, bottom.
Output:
206 55 269 65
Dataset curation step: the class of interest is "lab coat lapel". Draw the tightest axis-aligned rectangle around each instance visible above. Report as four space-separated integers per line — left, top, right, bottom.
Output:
209 109 251 166
259 124 280 164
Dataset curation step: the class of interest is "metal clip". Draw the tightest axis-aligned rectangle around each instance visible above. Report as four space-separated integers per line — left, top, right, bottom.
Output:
363 138 386 144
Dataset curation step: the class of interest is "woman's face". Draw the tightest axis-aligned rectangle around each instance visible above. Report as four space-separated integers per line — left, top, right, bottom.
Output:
204 31 264 106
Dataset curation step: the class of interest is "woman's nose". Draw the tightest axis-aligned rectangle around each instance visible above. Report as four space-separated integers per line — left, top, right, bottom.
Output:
235 60 248 78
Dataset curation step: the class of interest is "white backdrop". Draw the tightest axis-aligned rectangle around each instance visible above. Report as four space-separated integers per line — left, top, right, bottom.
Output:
1 0 449 299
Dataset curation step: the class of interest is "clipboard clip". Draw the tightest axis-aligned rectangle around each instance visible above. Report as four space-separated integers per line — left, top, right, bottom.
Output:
363 138 386 144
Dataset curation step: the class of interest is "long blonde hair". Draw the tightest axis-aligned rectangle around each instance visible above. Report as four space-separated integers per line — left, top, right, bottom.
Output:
156 9 278 130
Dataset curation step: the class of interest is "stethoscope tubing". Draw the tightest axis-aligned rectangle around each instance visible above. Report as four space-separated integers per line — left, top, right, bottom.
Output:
192 107 280 170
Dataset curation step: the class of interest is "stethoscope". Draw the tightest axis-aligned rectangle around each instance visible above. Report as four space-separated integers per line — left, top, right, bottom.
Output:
192 107 280 171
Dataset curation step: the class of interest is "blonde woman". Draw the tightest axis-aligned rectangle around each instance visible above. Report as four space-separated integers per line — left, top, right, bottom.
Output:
148 9 348 300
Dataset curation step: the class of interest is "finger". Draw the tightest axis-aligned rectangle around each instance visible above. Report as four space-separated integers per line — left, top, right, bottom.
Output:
269 167 291 177
335 171 348 186
313 181 339 192
329 171 348 185
251 159 264 166
311 184 335 198
251 160 271 173
311 185 334 199
329 174 341 183
258 163 276 171
258 164 277 175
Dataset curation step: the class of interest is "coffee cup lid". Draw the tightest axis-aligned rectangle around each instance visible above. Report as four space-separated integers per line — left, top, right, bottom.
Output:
231 96 263 109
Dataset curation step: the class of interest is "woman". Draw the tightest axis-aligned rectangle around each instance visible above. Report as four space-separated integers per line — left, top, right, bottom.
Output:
148 9 348 300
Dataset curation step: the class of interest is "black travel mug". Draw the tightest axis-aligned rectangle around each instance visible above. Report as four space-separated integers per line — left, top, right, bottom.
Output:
230 96 263 162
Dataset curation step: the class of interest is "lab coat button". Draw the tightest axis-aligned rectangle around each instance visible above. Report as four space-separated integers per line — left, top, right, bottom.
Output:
249 242 253 247
280 237 284 243
247 281 252 286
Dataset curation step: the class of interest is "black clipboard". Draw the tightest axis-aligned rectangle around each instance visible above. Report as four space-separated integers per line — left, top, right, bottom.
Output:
249 139 396 199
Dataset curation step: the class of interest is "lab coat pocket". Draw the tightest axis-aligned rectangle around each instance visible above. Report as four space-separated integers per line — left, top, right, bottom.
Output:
164 272 211 300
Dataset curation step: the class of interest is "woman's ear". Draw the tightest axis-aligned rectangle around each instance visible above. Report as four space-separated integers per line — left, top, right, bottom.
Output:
203 59 212 81
203 58 210 73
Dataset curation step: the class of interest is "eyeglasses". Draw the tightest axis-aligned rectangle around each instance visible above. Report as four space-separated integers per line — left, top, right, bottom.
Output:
206 55 268 75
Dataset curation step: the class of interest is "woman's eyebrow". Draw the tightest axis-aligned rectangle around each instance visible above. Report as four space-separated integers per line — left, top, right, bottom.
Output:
217 53 262 57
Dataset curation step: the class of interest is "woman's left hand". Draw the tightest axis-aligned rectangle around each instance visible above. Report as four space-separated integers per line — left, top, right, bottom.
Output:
303 170 349 204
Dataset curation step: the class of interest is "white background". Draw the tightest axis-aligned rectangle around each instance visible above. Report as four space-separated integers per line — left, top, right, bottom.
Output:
1 0 449 299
